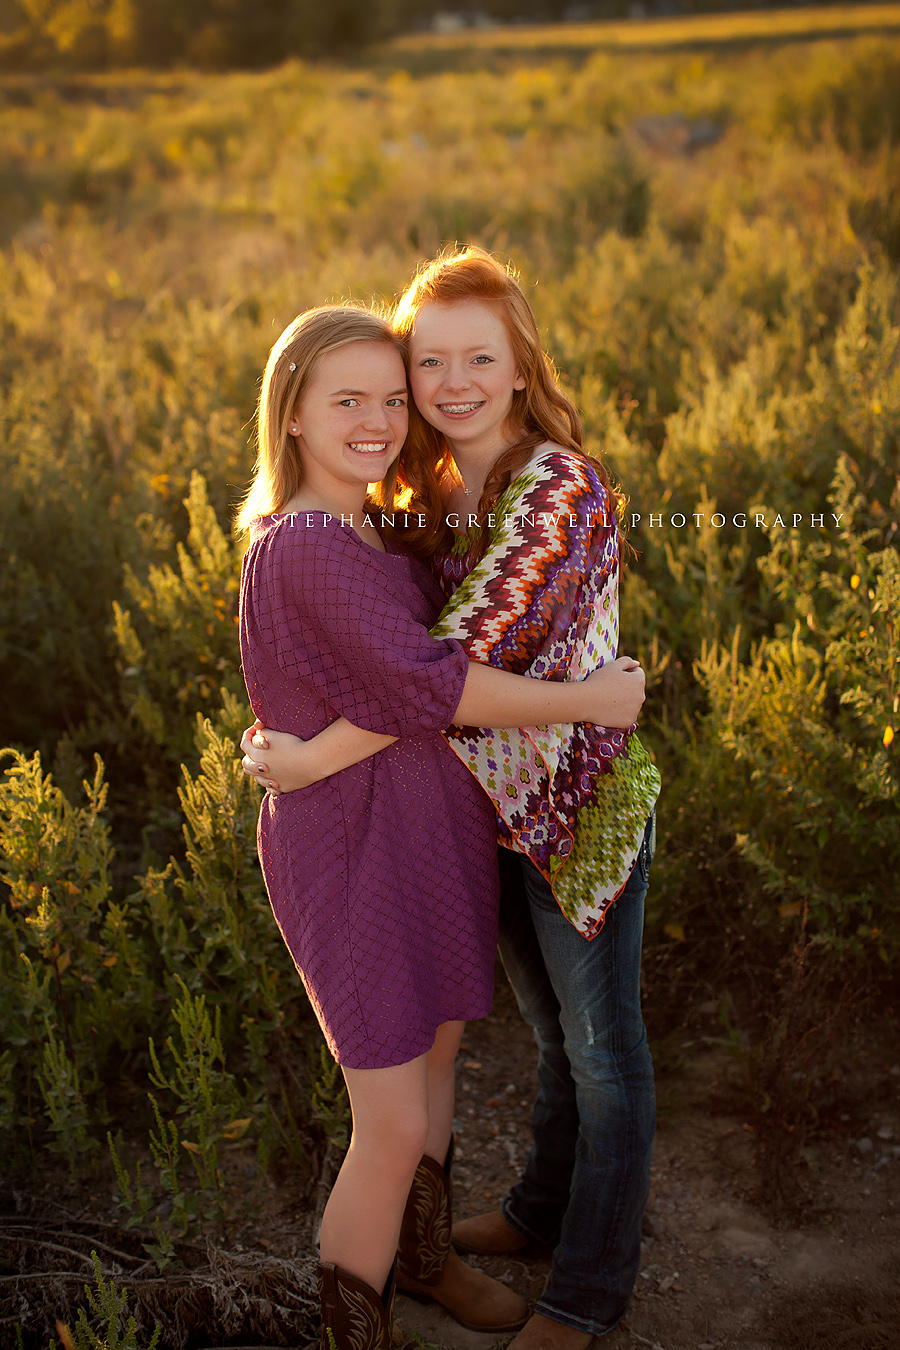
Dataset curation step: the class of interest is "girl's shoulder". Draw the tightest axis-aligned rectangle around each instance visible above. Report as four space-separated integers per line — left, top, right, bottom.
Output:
245 512 371 583
525 442 596 477
507 443 609 509
250 510 359 553
247 512 283 546
248 510 417 588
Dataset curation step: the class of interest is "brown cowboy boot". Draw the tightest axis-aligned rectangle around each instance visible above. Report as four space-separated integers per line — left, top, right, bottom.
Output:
452 1207 531 1254
508 1313 594 1350
396 1149 528 1332
317 1260 395 1350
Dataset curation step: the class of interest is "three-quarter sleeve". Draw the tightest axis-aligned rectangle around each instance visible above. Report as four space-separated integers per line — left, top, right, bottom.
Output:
433 450 620 677
245 518 469 738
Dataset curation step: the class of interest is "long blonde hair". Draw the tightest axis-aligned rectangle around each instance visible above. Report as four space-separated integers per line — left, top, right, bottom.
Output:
236 306 405 534
383 245 623 560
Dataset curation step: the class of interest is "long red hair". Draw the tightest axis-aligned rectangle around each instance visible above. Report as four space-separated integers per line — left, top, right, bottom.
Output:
375 246 623 560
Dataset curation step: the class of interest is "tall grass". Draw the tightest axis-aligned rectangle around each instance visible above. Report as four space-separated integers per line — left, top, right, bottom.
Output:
392 3 900 56
0 31 897 1202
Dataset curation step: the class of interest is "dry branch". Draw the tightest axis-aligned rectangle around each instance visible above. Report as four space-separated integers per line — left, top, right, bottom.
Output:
0 1200 319 1350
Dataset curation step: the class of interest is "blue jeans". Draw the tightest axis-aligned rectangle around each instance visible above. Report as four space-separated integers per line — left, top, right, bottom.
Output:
496 813 656 1336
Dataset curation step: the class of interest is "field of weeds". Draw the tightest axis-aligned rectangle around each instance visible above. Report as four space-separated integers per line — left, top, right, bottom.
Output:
0 16 898 1345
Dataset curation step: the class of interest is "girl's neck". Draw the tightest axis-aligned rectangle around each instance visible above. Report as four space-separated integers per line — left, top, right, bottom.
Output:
444 441 502 505
443 425 531 507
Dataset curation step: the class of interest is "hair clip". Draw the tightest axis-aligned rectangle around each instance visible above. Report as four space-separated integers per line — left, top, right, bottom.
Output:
289 362 296 372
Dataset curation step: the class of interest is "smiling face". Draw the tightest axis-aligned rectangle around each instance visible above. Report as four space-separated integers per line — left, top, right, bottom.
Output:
290 341 408 505
408 299 526 461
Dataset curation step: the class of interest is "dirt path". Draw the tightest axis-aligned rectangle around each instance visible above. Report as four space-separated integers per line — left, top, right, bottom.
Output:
397 970 900 1350
14 962 896 1349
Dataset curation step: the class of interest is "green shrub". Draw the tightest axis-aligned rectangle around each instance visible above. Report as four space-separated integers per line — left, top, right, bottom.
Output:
0 750 155 1165
0 382 120 750
113 473 244 771
138 693 294 1024
2 28 899 1197
0 705 310 1182
63 1249 161 1350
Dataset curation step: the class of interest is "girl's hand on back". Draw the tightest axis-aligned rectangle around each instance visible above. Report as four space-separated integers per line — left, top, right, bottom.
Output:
583 656 646 728
241 722 312 794
241 718 399 793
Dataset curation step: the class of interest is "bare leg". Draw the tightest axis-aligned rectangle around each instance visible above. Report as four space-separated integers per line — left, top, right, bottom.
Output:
320 1054 430 1292
423 1019 465 1164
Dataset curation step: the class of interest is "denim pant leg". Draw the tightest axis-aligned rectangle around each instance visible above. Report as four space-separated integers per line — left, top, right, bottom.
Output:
496 818 657 1336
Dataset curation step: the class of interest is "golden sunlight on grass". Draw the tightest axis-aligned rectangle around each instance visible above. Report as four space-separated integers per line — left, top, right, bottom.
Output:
391 2 900 54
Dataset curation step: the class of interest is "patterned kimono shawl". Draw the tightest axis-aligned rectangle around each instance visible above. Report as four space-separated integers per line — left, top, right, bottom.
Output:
430 446 661 938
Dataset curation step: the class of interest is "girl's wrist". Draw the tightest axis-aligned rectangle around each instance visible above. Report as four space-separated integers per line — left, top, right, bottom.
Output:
554 677 590 724
297 744 324 789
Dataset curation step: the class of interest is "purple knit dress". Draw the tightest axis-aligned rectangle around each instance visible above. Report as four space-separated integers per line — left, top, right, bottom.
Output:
239 513 499 1070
